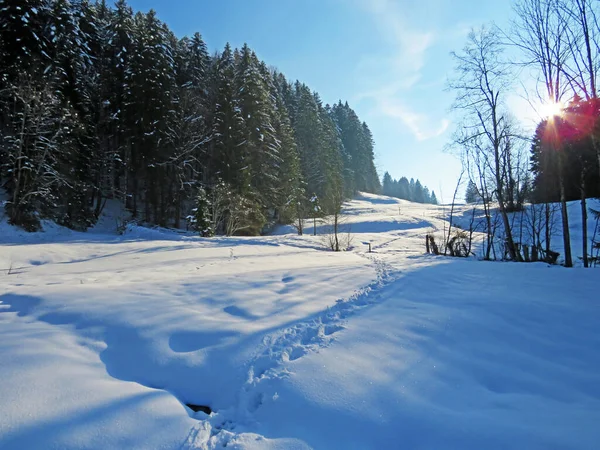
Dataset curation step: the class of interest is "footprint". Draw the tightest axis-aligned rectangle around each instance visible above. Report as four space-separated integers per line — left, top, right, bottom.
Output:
248 393 264 412
281 275 294 283
324 324 344 336
301 327 320 345
223 305 259 320
169 330 237 353
29 260 47 266
288 346 307 361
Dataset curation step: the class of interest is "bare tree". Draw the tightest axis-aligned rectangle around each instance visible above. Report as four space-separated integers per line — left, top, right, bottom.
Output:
449 26 522 261
512 0 570 104
560 0 600 267
444 169 464 256
321 182 351 252
559 0 600 100
511 0 575 266
461 134 497 260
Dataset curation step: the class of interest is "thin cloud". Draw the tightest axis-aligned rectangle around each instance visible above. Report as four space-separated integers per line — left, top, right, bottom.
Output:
359 0 434 78
354 0 449 141
380 99 450 141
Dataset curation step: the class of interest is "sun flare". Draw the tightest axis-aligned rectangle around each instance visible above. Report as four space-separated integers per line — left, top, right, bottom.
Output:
539 100 564 119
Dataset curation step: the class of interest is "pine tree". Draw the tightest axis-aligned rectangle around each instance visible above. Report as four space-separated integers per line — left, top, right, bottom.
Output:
165 32 211 227
382 172 393 196
317 97 344 213
0 0 50 87
414 179 425 203
189 187 213 236
430 191 438 205
211 43 247 191
293 82 326 196
360 122 381 193
465 180 480 203
236 45 280 212
271 70 304 223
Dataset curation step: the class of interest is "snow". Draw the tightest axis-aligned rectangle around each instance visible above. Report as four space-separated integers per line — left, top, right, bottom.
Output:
451 197 600 265
1 192 599 449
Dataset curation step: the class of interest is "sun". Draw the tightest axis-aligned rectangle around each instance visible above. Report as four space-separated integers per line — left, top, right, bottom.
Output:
539 100 564 119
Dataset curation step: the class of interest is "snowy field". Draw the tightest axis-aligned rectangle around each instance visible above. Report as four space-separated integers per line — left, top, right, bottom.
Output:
1 193 599 449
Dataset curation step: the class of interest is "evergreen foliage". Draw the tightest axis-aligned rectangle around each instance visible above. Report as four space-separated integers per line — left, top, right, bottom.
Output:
381 172 438 205
0 0 381 234
530 102 600 204
188 187 213 237
464 180 481 204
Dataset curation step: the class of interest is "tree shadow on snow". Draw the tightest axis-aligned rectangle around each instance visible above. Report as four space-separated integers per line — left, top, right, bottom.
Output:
3 257 597 449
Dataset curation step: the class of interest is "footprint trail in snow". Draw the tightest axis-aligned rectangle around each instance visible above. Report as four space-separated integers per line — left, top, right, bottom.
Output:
183 253 398 449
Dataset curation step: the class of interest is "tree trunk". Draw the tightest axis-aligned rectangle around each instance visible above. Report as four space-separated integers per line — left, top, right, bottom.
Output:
94 191 103 218
485 208 493 260
11 97 27 224
498 195 520 261
445 172 463 255
581 169 588 268
334 212 339 252
595 136 600 194
545 202 551 256
558 154 573 267
492 124 520 261
174 189 181 229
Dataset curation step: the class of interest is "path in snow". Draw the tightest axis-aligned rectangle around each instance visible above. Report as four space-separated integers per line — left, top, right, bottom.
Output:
181 252 400 449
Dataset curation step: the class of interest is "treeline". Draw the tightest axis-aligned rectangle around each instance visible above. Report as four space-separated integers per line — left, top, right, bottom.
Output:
381 172 438 205
0 0 380 233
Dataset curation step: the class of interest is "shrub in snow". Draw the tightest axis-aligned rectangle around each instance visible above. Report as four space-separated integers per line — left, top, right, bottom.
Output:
224 192 265 236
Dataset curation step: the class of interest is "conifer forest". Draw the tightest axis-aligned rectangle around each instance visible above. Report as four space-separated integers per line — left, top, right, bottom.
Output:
0 0 381 233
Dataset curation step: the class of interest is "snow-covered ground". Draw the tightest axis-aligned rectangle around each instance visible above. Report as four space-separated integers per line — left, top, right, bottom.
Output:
1 193 599 449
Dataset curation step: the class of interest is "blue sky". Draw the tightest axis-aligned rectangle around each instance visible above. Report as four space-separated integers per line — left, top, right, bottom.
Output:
127 0 517 201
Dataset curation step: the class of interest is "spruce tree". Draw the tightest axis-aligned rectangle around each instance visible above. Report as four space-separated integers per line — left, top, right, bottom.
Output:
211 43 247 192
189 187 213 236
382 172 393 196
236 45 280 212
465 180 480 204
430 191 438 205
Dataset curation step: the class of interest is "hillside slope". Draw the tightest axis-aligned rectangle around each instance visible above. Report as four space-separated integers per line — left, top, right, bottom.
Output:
1 193 599 449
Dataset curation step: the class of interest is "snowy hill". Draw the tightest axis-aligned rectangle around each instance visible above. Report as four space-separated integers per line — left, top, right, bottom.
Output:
1 193 599 449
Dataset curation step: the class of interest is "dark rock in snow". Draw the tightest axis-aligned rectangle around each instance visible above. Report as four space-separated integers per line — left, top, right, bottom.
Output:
185 403 212 415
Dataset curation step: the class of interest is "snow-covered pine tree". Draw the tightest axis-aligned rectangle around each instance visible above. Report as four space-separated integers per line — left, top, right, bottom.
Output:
270 69 305 225
164 32 212 227
189 186 213 236
236 46 280 212
211 43 247 193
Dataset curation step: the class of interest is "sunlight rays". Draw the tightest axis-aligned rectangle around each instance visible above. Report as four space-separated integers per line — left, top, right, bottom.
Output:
539 100 564 119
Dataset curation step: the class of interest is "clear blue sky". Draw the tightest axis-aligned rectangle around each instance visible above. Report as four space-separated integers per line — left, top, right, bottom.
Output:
126 0 516 202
